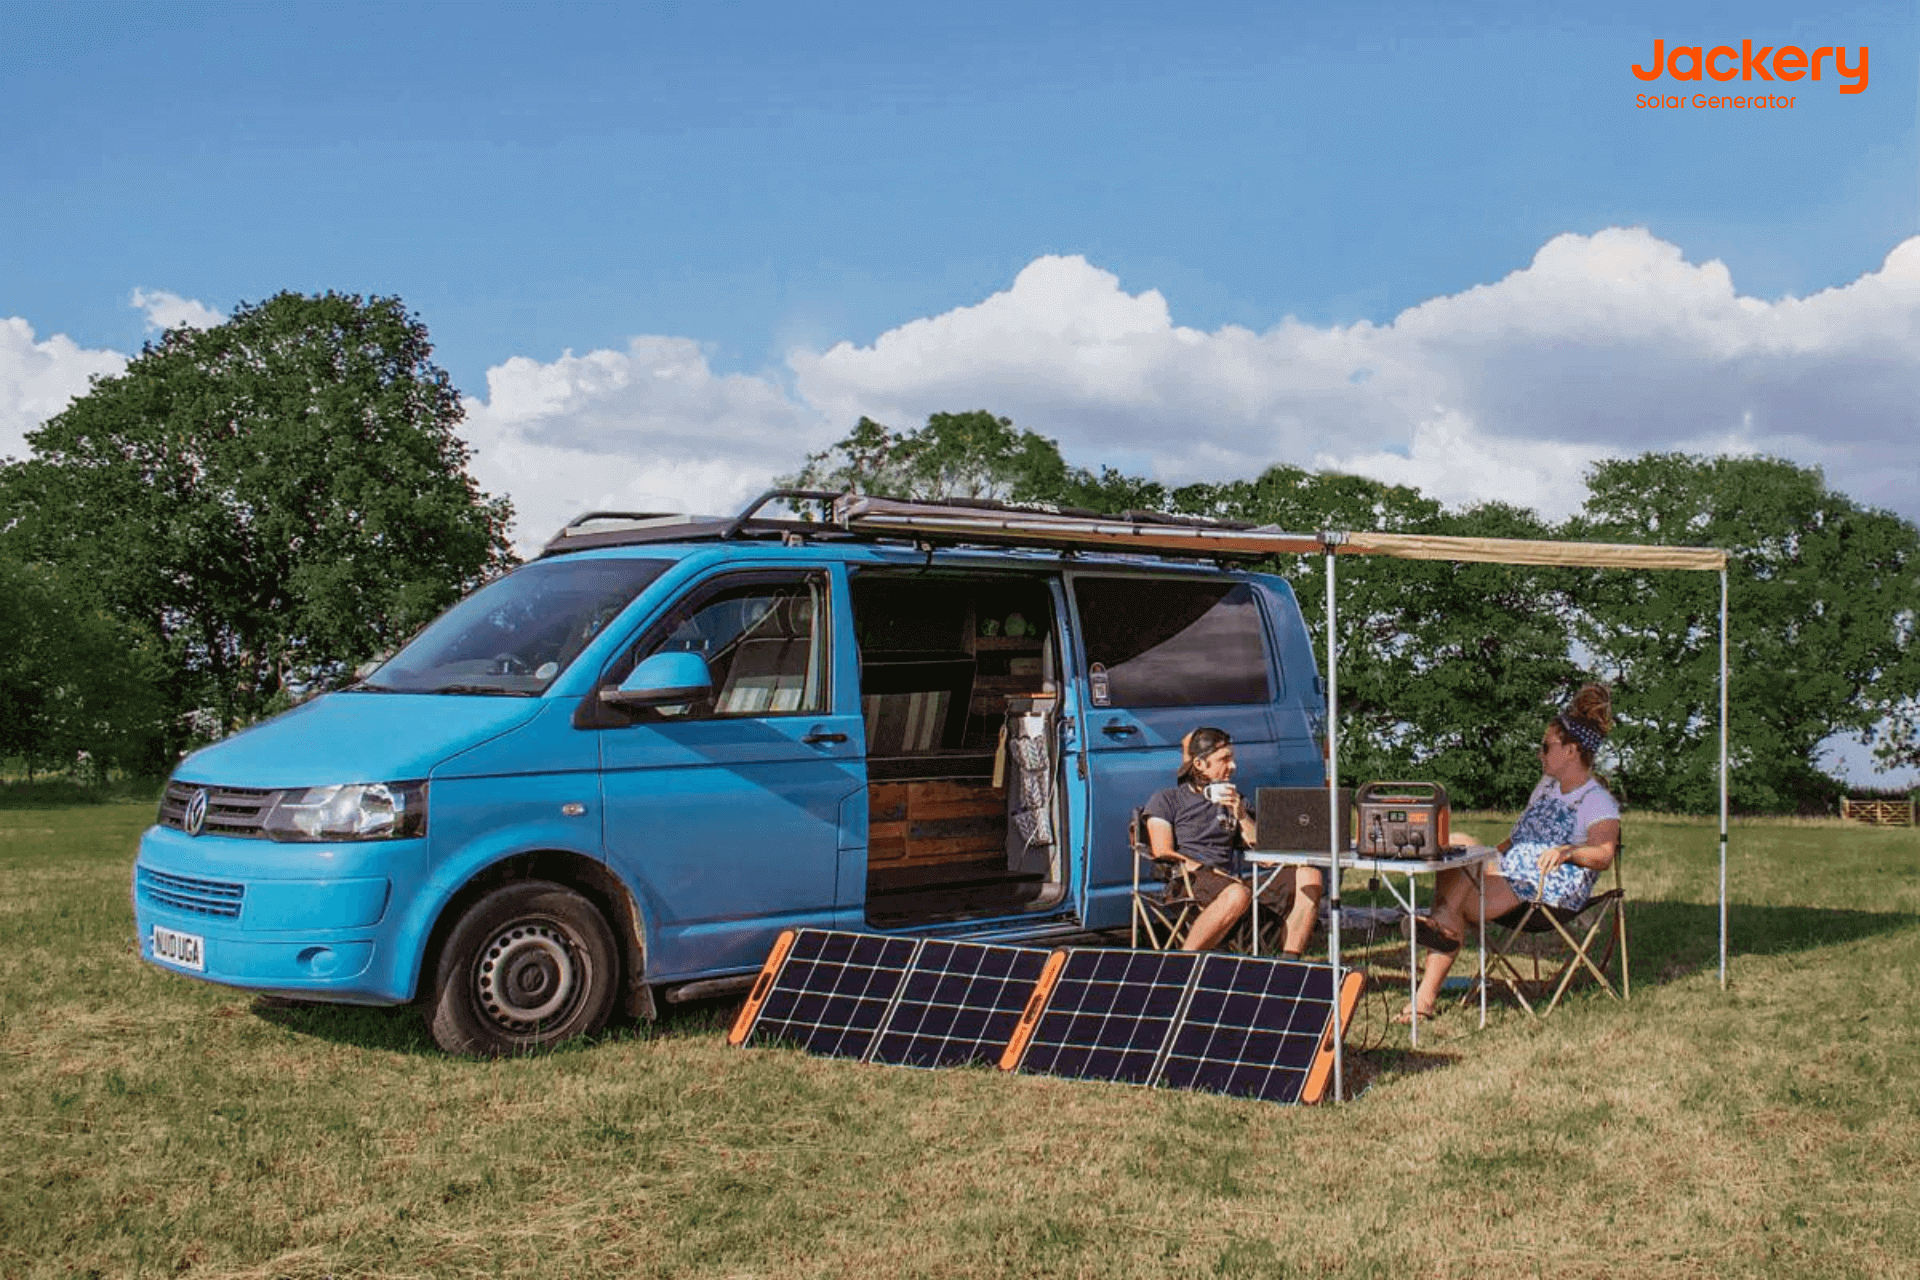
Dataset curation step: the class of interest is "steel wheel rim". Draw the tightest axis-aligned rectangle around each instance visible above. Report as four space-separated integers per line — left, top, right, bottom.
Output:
474 920 582 1031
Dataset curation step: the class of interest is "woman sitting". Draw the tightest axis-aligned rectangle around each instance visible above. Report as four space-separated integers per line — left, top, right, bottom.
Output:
1143 726 1324 956
1403 683 1622 1021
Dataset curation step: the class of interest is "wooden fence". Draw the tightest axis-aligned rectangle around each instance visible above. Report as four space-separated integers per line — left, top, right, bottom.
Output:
1841 798 1917 827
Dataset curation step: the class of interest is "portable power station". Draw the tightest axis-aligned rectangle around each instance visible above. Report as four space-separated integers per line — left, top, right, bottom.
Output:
1355 781 1450 859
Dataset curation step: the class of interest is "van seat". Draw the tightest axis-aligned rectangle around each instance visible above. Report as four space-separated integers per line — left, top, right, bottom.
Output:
717 636 811 713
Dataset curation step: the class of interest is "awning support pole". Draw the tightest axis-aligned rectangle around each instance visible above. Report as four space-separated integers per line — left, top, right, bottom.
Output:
1324 536 1345 1101
1728 564 1743 990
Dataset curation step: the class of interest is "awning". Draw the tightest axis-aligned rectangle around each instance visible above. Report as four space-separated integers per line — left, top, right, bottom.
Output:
833 495 1726 570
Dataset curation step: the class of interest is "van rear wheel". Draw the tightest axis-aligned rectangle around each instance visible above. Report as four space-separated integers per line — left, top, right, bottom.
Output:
427 881 618 1057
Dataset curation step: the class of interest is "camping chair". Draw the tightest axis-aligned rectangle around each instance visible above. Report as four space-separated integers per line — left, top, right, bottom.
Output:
1130 810 1288 953
1130 809 1204 950
1473 849 1629 1016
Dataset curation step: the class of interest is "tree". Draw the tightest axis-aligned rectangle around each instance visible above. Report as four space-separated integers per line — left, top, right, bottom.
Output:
781 411 1070 505
0 291 515 759
0 553 165 777
1054 465 1169 515
1569 454 1920 813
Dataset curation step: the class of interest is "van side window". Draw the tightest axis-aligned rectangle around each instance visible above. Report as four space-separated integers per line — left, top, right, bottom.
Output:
1072 578 1271 707
624 574 829 720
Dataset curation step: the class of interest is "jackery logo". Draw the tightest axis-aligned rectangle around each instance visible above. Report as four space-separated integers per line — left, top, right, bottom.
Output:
1633 39 1869 93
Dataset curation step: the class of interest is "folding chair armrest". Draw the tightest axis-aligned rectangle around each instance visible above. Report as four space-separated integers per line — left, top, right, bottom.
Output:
1146 854 1190 884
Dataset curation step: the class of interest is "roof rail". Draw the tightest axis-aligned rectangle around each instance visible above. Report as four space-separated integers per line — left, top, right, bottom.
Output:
540 490 842 558
558 510 689 533
721 488 846 540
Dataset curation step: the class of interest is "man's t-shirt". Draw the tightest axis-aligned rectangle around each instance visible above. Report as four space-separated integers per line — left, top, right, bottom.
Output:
1143 784 1242 869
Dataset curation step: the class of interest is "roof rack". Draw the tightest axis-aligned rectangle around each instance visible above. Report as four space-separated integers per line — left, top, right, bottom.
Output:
540 487 1328 563
832 494 1327 560
540 488 1726 570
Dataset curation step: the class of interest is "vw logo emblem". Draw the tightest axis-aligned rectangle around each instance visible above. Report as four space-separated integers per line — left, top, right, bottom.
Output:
183 788 209 837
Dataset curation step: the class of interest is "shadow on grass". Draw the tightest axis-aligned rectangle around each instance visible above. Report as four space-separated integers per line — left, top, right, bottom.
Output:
249 991 745 1058
1630 899 1919 983
1342 1046 1463 1100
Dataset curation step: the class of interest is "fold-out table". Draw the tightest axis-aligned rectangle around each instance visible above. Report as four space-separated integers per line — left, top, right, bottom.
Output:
1244 845 1495 1045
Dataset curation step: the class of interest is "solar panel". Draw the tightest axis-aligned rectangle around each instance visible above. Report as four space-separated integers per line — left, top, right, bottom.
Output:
727 929 920 1060
1154 953 1362 1104
1001 948 1363 1105
1000 948 1201 1086
867 939 1057 1069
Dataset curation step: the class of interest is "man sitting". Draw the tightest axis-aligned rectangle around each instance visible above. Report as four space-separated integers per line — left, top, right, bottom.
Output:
1143 727 1323 956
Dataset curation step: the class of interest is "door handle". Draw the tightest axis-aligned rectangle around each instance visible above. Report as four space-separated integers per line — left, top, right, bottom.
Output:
1101 721 1139 738
803 730 849 745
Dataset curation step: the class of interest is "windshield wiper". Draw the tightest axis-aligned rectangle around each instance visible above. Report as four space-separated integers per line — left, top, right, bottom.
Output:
427 684 538 697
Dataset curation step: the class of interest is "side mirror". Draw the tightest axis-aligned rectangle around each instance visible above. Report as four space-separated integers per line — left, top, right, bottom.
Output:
599 651 713 708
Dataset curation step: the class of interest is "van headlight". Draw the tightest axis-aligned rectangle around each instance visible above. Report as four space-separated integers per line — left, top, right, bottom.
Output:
263 782 428 842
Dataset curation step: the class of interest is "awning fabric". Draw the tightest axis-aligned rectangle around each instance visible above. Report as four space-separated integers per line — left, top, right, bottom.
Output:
1340 531 1727 571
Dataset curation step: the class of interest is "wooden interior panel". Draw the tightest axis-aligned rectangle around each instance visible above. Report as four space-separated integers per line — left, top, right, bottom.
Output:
868 778 1008 867
867 783 910 863
910 780 1003 820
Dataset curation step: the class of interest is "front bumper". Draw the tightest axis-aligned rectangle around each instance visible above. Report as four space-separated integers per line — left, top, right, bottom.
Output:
132 823 424 1004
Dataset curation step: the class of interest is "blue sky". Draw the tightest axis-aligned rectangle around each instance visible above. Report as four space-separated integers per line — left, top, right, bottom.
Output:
5 1 1912 385
3 0 1917 780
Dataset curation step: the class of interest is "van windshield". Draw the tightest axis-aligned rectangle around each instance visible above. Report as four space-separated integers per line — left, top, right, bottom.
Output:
357 558 673 696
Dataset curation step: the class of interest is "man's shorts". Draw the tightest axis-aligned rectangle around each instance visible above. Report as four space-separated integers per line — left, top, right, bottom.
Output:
1180 864 1308 915
1184 864 1243 908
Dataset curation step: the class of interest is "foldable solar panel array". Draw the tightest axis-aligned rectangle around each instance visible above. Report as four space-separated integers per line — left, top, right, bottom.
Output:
729 929 1362 1105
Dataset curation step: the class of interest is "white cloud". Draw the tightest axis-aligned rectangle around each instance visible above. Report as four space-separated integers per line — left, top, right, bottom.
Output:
131 288 224 332
0 318 126 462
787 231 1920 523
790 256 1408 485
460 336 834 552
1309 410 1610 520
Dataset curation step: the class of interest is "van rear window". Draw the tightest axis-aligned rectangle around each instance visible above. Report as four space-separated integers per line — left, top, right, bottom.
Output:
1072 578 1271 707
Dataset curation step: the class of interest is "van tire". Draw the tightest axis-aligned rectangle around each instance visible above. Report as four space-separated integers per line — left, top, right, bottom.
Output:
426 881 619 1057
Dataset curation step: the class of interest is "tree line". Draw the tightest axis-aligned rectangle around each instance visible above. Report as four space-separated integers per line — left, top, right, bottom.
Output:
3 297 1915 812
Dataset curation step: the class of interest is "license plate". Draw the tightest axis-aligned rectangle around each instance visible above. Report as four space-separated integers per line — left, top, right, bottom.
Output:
152 925 205 972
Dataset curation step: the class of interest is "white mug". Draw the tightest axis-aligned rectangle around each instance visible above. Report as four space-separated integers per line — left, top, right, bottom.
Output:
1204 782 1237 807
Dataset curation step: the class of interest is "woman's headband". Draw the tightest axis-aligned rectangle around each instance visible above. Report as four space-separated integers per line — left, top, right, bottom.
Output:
1556 713 1603 754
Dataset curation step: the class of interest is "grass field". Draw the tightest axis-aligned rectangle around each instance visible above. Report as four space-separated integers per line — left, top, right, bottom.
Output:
3 803 1917 1279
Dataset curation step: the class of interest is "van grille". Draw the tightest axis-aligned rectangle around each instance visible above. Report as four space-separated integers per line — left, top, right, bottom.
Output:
138 867 245 919
158 782 276 839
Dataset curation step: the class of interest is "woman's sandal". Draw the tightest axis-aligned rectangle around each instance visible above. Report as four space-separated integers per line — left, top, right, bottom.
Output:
1394 1000 1440 1026
1406 914 1464 955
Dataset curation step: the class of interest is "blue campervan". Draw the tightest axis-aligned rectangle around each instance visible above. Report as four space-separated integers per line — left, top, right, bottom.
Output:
133 493 1329 1055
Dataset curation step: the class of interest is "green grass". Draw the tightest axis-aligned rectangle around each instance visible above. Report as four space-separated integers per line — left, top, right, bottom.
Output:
2 805 1917 1278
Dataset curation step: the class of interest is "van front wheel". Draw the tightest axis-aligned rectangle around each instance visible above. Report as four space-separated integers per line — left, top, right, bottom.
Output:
427 881 619 1057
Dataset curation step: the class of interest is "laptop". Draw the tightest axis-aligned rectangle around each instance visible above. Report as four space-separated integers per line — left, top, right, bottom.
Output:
1253 787 1354 852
